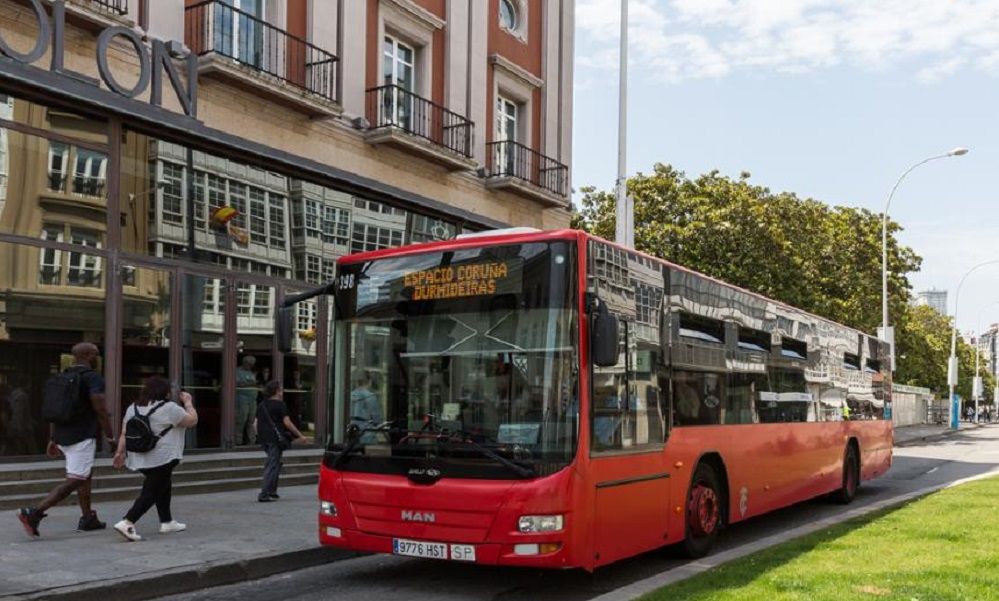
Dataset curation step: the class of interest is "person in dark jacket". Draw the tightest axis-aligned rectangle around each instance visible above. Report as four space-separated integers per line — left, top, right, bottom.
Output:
255 380 306 502
17 343 114 537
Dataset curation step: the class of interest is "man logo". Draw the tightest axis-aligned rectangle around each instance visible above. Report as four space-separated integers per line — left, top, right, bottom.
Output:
402 510 436 523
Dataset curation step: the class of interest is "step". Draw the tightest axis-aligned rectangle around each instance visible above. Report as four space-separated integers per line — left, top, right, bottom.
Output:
0 463 319 497
0 473 320 511
0 450 324 483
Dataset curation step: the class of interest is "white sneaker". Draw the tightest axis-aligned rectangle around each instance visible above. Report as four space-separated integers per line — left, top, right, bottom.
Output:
159 520 186 534
113 519 142 542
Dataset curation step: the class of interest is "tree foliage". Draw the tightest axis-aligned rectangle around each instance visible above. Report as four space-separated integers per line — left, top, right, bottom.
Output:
573 164 987 398
895 304 994 401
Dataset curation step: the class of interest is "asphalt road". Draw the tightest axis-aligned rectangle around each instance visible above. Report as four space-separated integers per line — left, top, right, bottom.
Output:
158 426 999 601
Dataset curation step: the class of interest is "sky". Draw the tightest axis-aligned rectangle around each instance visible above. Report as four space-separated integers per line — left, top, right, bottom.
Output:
571 0 999 334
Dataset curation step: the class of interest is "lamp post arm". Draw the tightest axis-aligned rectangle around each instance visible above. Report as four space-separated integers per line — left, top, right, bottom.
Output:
881 153 952 332
949 260 999 380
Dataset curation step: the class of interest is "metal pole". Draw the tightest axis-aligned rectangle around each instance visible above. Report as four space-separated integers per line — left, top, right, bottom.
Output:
880 153 955 370
614 0 631 248
948 260 999 429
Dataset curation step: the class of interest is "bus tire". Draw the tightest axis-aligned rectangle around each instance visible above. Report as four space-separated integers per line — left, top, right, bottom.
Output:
832 443 860 505
681 462 722 559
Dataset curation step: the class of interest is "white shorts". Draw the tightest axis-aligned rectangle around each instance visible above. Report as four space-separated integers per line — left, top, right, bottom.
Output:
58 438 96 480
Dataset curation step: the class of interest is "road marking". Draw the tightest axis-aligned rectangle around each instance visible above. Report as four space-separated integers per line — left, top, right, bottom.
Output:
926 467 939 474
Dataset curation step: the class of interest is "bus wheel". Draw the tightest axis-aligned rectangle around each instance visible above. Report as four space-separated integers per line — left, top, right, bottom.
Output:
832 444 859 505
681 463 722 558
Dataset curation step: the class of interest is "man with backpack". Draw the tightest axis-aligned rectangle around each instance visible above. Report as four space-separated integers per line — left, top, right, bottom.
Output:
17 342 114 537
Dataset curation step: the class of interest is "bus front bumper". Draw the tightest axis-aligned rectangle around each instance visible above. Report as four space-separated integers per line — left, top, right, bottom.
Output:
319 524 572 568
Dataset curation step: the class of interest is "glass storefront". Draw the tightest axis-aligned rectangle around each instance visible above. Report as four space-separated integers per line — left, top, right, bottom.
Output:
0 238 107 456
0 88 475 458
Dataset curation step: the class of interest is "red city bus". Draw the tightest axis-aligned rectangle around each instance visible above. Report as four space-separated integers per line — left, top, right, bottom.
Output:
311 228 892 570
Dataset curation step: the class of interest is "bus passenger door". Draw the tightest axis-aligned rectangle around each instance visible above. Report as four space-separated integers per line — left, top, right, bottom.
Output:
590 320 671 565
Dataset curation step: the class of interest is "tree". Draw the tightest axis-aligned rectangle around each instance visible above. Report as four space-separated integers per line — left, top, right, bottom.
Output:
895 304 995 402
573 164 920 334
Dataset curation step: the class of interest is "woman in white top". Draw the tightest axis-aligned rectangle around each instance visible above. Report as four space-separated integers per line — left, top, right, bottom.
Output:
111 376 198 542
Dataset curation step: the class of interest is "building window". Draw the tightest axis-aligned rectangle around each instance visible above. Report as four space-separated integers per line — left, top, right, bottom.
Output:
351 223 403 254
253 286 271 316
322 206 350 246
499 0 518 31
48 142 69 192
236 283 252 316
496 96 519 143
39 225 63 285
38 225 102 287
269 195 286 249
382 35 416 129
72 148 107 197
228 181 248 229
297 300 317 332
249 187 267 239
383 35 416 92
160 162 185 225
67 229 102 287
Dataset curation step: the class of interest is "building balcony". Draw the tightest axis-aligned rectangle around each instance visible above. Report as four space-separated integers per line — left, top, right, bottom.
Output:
364 85 476 171
485 141 569 207
76 0 128 15
16 0 133 30
185 0 340 117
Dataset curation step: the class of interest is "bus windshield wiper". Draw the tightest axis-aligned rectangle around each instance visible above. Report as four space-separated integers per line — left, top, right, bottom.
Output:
419 414 534 478
451 435 536 479
330 421 393 469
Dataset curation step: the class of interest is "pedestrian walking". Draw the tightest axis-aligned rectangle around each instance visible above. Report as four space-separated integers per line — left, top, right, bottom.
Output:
255 380 306 503
17 343 114 537
111 376 198 542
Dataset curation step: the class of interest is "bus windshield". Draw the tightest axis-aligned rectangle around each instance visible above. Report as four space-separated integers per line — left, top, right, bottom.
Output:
331 241 578 479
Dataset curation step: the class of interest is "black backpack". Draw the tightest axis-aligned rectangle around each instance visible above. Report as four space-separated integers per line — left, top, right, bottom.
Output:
41 367 92 424
124 402 174 453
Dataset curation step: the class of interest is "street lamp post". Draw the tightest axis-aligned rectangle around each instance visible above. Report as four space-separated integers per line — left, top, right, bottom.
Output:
614 0 633 249
948 260 999 429
880 148 968 370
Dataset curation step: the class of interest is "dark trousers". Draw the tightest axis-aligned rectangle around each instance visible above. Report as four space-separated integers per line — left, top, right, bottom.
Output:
260 443 283 497
125 459 179 524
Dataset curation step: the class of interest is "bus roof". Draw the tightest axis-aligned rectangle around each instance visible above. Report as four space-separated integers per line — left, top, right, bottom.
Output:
337 228 883 344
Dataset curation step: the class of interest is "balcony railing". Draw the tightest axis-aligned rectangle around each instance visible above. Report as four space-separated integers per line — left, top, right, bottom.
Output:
487 140 569 198
74 0 128 15
185 0 337 102
366 85 473 158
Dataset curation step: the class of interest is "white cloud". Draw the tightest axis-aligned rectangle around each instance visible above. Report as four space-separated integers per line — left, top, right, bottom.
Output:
576 0 999 84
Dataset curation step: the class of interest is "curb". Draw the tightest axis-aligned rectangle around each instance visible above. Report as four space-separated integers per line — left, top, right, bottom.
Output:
894 423 988 447
3 546 359 601
589 467 999 601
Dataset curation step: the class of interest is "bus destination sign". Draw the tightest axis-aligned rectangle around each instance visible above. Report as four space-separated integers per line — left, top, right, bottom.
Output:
404 262 509 301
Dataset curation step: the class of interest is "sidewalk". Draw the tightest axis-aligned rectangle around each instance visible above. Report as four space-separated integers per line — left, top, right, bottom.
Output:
1 484 351 601
894 421 986 445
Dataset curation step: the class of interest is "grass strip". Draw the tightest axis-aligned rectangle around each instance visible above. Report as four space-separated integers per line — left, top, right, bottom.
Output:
640 476 999 601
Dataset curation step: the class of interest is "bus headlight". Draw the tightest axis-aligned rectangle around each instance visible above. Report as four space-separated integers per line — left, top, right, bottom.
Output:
320 501 338 517
518 515 564 533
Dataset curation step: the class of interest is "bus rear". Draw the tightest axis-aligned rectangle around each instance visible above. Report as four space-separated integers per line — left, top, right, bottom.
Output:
318 232 587 567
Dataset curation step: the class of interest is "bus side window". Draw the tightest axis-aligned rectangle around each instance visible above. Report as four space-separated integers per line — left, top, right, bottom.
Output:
592 322 628 452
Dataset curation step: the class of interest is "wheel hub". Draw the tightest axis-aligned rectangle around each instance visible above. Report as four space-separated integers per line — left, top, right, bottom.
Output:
687 484 719 537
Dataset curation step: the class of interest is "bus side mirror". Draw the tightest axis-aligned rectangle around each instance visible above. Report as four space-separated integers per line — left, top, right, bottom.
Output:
592 306 620 368
276 306 295 353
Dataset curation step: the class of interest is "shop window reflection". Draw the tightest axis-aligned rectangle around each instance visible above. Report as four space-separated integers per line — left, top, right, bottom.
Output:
37 224 103 289
0 240 107 457
121 265 172 419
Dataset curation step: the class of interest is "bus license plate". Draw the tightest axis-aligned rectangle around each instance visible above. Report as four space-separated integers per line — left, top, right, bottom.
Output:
393 539 448 560
392 539 476 562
